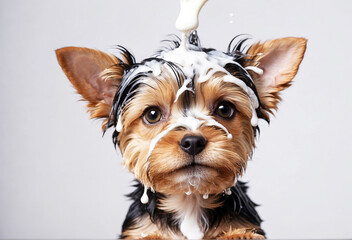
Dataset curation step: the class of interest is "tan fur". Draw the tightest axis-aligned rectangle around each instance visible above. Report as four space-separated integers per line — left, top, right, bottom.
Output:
56 47 123 130
217 228 265 239
245 37 307 120
117 72 255 194
121 215 182 239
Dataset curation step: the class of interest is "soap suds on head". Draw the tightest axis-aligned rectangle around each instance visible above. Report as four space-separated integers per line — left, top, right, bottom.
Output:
161 0 262 126
174 78 194 103
159 40 260 127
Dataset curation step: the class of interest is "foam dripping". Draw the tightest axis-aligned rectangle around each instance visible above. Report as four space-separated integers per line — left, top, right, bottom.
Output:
176 0 208 50
225 188 232 195
141 185 149 204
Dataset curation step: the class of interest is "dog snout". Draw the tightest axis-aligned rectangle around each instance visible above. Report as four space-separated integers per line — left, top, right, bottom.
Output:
180 135 207 156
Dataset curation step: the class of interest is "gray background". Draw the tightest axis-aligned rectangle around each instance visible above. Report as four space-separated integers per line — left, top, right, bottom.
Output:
1 0 352 239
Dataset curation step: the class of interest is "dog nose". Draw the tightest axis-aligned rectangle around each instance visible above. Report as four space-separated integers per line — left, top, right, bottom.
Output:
180 135 207 156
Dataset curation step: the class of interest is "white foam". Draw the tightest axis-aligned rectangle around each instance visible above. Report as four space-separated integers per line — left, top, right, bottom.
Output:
177 115 205 131
225 188 232 195
185 189 192 195
147 123 178 159
250 105 259 127
176 0 208 34
141 185 149 204
204 118 233 139
245 66 264 75
115 114 123 132
174 78 194 103
180 212 204 239
147 60 162 77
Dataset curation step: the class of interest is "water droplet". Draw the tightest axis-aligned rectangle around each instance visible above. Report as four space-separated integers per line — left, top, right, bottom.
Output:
225 188 232 195
189 178 197 186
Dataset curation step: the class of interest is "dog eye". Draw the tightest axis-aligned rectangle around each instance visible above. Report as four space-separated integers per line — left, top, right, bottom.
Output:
143 107 162 124
215 101 236 119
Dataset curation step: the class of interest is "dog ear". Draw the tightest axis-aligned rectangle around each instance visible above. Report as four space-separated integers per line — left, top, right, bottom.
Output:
56 47 124 130
245 37 307 120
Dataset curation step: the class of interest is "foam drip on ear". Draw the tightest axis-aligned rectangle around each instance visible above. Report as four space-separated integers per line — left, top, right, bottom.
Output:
141 185 149 204
245 66 263 75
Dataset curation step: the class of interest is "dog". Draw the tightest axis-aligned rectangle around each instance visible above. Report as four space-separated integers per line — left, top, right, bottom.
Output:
56 32 306 239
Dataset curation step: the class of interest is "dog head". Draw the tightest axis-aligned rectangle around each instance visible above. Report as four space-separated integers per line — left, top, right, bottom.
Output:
56 35 306 195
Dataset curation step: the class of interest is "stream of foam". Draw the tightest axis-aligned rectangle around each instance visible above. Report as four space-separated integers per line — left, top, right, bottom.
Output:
176 0 209 48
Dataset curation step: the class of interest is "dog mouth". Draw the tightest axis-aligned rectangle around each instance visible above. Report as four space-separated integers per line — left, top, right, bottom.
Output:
172 162 214 174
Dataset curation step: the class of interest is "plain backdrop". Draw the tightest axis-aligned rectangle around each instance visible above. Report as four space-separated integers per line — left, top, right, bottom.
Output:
1 0 352 239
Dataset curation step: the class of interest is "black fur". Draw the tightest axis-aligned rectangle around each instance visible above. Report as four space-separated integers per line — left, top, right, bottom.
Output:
120 181 265 238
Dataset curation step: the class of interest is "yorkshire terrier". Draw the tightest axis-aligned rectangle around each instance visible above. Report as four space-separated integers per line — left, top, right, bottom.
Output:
56 32 306 239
